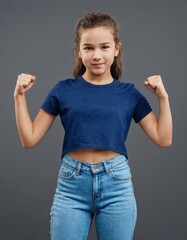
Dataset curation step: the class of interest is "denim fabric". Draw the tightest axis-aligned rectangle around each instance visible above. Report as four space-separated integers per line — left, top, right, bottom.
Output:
50 154 137 240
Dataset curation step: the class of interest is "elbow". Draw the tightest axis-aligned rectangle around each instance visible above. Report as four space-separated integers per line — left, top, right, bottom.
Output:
159 142 172 148
20 135 41 149
157 139 173 148
21 141 37 149
22 144 33 149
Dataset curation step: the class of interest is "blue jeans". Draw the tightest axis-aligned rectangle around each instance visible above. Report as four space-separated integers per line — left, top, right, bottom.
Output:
50 154 137 240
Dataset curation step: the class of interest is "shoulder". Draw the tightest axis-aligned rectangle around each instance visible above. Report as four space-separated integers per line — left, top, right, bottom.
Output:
117 80 137 90
48 78 76 94
117 80 141 95
116 80 149 106
54 78 76 88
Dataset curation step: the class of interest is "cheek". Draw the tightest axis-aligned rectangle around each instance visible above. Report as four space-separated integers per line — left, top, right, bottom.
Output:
81 53 92 63
107 52 116 63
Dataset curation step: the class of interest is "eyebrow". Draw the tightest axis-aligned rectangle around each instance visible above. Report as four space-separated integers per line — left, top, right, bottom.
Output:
82 42 112 46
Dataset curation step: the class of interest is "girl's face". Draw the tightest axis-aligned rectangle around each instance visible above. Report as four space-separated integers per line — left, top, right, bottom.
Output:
78 26 120 80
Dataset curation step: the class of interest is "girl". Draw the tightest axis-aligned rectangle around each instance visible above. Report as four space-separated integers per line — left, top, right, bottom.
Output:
14 12 172 240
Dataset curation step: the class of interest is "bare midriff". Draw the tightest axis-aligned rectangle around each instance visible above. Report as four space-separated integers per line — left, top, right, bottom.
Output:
67 148 121 163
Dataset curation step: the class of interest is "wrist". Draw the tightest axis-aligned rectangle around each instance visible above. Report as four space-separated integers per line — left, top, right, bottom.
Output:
157 92 169 101
14 92 25 99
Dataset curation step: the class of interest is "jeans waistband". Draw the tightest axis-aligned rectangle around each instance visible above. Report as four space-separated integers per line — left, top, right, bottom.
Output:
62 153 128 174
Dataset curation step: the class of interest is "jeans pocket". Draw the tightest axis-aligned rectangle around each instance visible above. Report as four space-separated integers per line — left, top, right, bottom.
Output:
58 162 76 179
111 160 132 180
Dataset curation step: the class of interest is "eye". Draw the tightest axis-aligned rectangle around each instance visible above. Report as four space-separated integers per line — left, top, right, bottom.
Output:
83 46 93 50
102 45 110 49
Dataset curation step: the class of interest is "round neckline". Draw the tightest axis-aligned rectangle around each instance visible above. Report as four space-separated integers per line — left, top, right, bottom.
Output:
77 75 117 88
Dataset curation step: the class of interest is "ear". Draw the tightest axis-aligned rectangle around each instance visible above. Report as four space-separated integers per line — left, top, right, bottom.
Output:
114 42 122 57
77 47 82 58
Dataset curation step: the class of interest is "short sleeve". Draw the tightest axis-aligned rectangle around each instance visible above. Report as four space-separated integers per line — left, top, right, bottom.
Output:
41 82 61 116
133 95 152 123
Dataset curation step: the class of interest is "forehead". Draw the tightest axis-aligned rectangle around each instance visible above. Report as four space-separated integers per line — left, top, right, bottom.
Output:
79 26 114 44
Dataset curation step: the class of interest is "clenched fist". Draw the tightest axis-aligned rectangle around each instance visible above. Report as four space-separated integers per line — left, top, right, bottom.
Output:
14 73 36 97
144 75 168 98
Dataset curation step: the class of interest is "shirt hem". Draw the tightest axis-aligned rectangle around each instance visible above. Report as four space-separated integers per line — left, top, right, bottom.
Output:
61 145 127 159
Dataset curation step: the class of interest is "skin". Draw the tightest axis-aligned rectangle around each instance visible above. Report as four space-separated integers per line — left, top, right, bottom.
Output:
77 27 120 84
14 26 172 162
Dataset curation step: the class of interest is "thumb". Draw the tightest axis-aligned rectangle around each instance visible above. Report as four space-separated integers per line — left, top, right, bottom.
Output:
144 80 156 94
31 75 36 82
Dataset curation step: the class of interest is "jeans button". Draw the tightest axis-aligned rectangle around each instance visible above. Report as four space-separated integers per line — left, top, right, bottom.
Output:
92 165 100 169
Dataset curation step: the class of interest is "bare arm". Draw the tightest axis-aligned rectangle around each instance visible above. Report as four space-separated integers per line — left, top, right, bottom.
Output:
139 75 173 147
14 73 56 148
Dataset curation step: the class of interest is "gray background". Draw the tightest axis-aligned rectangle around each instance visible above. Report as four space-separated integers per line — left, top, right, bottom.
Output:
1 0 186 239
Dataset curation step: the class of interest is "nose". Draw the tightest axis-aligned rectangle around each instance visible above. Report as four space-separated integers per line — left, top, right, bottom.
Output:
92 49 101 60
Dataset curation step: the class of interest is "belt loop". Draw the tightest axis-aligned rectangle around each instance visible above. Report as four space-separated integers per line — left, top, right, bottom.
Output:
76 162 81 175
103 161 110 174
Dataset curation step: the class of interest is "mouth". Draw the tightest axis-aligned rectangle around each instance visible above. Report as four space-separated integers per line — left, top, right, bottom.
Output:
91 63 104 67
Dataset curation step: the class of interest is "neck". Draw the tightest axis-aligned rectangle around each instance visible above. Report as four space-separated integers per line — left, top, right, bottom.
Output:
82 73 113 84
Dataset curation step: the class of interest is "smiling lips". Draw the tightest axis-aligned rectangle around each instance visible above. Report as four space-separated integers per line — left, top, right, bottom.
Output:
91 63 104 67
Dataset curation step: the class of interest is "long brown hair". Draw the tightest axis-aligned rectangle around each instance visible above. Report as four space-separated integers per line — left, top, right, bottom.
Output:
73 12 123 80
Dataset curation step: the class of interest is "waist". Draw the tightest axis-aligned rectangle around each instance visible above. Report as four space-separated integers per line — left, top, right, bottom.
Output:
67 149 121 163
62 153 128 173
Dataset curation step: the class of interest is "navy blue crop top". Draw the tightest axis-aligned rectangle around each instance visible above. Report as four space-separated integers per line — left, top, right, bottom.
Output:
41 75 152 159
